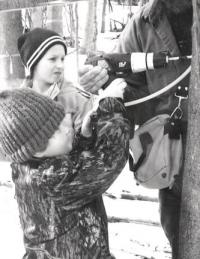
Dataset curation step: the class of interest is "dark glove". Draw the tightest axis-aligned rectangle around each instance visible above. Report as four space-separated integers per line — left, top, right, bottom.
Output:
102 53 132 75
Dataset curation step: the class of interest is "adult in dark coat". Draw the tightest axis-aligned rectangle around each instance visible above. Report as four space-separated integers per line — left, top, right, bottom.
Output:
78 1 192 258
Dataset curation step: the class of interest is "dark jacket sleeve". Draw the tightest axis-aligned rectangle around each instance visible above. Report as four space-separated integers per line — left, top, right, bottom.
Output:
13 97 130 210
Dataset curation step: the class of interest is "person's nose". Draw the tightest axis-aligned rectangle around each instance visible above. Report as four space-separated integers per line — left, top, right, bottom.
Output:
56 59 64 70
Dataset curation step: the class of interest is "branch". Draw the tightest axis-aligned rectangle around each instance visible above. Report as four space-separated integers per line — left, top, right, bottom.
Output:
0 0 85 12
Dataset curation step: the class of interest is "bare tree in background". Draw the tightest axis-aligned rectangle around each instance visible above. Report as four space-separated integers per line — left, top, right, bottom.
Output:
47 5 63 34
68 4 76 47
81 0 98 54
101 0 107 33
31 7 42 27
0 10 24 85
0 10 24 159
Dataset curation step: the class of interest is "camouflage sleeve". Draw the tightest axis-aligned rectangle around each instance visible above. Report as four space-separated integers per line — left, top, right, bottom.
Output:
72 128 96 152
25 97 130 210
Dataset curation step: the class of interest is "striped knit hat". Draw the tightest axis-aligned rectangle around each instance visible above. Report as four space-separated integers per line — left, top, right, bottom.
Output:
17 28 67 74
0 88 65 162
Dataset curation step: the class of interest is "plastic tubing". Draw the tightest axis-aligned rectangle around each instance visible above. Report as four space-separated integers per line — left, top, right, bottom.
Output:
124 65 191 107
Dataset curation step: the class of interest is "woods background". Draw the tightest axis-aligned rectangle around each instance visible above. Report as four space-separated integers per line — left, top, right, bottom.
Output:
0 0 200 258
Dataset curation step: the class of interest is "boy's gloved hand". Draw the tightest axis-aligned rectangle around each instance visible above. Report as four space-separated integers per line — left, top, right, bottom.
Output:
81 78 126 138
78 65 109 94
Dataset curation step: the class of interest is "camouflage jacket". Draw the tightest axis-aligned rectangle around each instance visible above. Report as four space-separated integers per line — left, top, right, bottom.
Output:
11 97 130 259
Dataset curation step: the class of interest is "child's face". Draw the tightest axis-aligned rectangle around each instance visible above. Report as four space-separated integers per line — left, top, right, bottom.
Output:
35 113 74 157
33 44 65 85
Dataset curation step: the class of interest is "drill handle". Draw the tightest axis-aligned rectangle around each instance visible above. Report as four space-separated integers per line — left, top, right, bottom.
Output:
85 52 169 74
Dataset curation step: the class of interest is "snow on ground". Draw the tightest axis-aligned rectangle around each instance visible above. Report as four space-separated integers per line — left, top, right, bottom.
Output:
108 222 171 259
0 162 24 259
104 164 171 259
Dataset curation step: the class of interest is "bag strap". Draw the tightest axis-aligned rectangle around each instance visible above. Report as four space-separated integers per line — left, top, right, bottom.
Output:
124 65 191 107
130 132 153 172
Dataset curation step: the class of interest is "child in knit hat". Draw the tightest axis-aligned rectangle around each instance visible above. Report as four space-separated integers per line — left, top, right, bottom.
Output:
17 27 106 131
0 87 130 259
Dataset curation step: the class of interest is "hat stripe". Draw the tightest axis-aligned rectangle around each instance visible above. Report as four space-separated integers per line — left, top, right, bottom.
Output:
27 35 65 66
27 36 66 70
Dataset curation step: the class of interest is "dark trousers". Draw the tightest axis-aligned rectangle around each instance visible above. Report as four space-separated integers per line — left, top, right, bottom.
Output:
159 127 187 259
159 183 181 259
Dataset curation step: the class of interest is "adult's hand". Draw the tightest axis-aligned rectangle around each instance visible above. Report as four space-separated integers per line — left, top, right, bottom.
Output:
78 65 109 94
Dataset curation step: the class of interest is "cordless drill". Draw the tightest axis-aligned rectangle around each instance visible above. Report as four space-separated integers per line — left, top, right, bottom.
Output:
85 52 191 76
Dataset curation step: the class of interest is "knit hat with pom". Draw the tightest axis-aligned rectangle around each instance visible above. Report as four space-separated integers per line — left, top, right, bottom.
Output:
17 27 67 74
0 88 65 162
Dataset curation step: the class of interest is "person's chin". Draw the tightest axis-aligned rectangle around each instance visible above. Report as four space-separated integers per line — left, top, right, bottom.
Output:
54 73 62 80
47 78 57 85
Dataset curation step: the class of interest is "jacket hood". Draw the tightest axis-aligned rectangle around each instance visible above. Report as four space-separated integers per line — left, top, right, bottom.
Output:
141 0 164 27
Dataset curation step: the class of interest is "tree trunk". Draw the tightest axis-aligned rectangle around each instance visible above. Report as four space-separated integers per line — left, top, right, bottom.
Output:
0 10 24 86
32 5 63 33
101 0 107 33
178 1 200 258
68 4 76 47
31 7 43 27
80 0 98 54
47 5 63 34
0 10 24 159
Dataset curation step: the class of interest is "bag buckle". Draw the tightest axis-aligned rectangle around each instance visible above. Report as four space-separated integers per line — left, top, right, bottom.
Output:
170 106 183 120
175 85 188 99
171 85 188 119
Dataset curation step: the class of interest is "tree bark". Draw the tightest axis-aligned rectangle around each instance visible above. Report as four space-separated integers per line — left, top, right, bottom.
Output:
68 4 76 47
0 10 24 83
0 10 24 159
32 5 63 33
178 0 200 258
31 7 43 27
80 0 98 54
47 5 63 34
100 0 107 33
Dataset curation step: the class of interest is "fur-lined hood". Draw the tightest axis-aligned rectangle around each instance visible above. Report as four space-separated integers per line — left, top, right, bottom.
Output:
141 0 164 27
141 0 192 27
